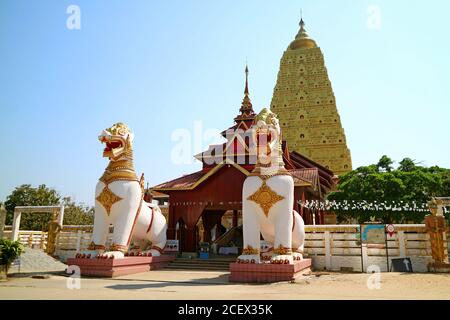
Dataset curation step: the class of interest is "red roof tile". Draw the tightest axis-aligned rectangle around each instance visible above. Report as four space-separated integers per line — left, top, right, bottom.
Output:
289 168 319 187
153 170 206 190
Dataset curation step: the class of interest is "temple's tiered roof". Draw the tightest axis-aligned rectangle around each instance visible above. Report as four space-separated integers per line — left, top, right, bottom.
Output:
153 66 335 196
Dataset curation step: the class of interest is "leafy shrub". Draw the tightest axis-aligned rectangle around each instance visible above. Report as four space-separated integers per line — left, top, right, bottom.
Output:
0 239 25 275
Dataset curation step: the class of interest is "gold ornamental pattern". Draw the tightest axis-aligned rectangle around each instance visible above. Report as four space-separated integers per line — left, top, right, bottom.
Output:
242 245 259 255
247 180 284 217
99 158 138 185
96 185 123 215
273 245 292 255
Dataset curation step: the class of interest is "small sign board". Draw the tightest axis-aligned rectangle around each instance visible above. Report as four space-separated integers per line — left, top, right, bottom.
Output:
390 258 413 272
164 240 179 252
386 224 395 237
361 224 386 244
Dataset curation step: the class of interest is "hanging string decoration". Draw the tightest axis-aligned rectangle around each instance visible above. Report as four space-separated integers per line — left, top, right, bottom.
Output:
298 199 433 213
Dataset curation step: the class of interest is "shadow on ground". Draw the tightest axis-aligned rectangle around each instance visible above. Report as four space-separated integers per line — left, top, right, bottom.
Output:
105 273 230 290
8 270 66 278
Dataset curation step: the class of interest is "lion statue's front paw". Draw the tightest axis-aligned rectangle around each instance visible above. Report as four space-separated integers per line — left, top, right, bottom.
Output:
292 252 303 261
140 248 161 257
100 251 125 259
261 251 274 262
77 249 103 259
270 254 293 264
236 254 260 264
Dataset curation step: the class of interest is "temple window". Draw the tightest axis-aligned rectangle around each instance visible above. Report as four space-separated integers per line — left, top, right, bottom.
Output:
300 134 305 139
300 115 304 119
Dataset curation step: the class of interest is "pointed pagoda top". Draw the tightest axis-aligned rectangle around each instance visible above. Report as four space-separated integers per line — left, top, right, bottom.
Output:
289 17 317 50
234 64 256 123
244 64 249 95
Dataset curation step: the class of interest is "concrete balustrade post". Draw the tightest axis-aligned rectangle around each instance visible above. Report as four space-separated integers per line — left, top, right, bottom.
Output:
0 205 6 239
324 231 331 270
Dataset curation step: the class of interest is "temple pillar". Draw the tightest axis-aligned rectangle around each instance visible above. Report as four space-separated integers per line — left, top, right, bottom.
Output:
184 227 198 252
11 209 21 241
167 206 176 239
215 212 224 238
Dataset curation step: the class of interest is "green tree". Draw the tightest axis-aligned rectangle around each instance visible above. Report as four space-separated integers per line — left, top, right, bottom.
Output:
398 158 417 172
4 184 60 230
377 155 394 172
327 156 450 223
62 197 94 225
4 185 94 230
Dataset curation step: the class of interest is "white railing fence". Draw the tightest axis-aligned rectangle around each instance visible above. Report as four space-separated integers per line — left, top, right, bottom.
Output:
304 225 445 272
2 224 449 271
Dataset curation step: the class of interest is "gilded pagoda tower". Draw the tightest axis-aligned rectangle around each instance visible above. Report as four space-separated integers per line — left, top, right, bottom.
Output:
271 19 352 175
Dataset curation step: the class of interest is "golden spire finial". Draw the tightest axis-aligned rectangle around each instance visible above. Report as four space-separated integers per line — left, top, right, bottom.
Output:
298 14 307 38
289 14 317 50
244 63 249 95
234 64 255 122
300 9 304 27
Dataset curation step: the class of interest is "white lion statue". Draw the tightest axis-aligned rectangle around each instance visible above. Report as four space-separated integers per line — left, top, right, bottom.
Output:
84 122 167 259
237 108 305 264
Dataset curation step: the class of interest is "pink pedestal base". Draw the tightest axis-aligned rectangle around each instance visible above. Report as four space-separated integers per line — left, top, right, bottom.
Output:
66 255 176 278
229 258 312 283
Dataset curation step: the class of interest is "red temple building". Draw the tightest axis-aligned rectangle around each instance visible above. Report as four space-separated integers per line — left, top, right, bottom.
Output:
151 68 336 252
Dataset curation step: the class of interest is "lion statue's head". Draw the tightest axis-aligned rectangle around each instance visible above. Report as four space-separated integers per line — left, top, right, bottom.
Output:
98 122 134 159
253 108 284 168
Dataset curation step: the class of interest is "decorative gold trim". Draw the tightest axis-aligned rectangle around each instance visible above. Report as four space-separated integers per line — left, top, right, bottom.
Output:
247 180 284 216
273 245 292 255
87 242 106 251
96 185 123 215
99 148 138 185
242 245 259 255
109 243 128 253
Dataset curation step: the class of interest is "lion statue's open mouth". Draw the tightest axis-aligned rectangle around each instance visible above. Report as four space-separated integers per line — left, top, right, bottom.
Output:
101 138 124 158
98 123 132 159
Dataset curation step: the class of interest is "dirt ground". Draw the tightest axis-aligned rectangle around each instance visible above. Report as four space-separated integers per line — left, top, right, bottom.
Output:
0 270 449 300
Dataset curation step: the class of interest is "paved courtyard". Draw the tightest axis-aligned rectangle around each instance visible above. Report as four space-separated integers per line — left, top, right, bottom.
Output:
1 270 450 300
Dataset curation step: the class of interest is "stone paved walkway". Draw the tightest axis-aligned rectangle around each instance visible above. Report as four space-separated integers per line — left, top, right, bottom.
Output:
1 269 450 300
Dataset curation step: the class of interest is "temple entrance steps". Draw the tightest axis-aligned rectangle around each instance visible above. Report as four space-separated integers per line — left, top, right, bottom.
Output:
164 255 237 271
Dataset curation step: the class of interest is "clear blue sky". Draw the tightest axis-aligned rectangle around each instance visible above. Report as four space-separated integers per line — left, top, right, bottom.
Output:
1 0 449 206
